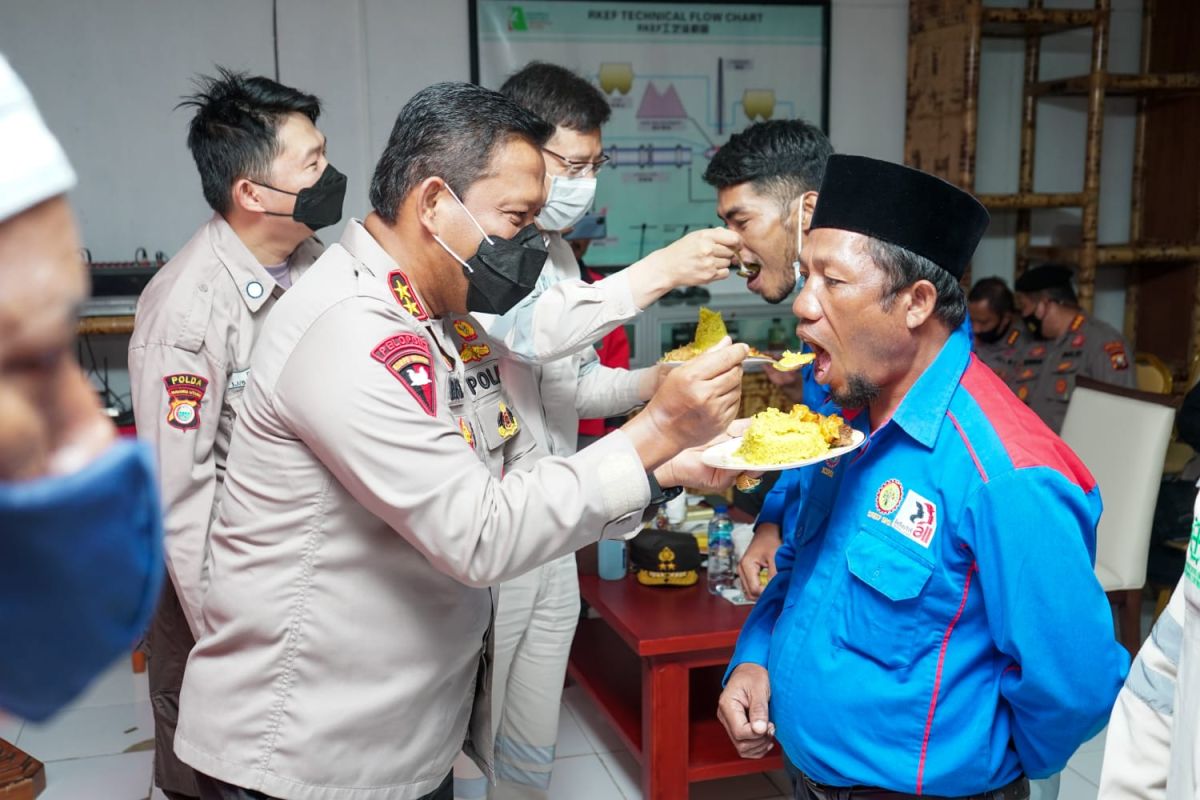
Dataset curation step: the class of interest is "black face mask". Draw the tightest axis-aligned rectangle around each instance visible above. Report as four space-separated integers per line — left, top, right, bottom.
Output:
255 164 347 231
460 224 548 315
975 321 1008 345
434 187 549 315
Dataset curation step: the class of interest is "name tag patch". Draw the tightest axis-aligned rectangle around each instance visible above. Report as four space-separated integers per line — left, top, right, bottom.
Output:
227 368 250 393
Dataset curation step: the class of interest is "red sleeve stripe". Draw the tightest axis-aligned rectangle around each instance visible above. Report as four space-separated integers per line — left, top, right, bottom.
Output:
959 357 1096 493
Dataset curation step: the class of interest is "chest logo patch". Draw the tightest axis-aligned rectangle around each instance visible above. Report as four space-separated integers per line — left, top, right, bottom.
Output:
459 417 476 449
371 333 437 417
497 401 520 439
892 490 938 548
875 479 904 514
454 320 478 341
163 373 209 431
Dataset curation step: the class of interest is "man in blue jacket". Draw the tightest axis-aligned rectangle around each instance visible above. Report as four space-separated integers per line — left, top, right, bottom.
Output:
717 154 1129 799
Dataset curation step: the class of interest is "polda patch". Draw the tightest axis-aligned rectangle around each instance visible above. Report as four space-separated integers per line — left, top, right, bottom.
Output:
371 333 437 416
163 373 208 431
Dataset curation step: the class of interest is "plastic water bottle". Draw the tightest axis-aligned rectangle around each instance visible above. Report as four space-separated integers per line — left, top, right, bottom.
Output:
708 506 735 596
598 539 626 581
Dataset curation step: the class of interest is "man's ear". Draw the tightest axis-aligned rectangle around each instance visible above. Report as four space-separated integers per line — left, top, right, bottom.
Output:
231 178 268 214
799 191 818 232
414 177 448 237
905 279 938 330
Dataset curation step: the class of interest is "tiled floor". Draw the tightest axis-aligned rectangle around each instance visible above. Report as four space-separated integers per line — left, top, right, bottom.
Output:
3 659 1110 800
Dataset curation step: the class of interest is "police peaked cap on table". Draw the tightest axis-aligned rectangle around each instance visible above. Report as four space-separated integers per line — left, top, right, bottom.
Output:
1014 264 1075 293
809 154 990 279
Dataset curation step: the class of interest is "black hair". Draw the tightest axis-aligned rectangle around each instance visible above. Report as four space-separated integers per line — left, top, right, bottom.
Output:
179 67 322 214
967 277 1014 316
702 119 833 210
369 82 555 224
499 62 611 132
1039 283 1080 306
869 239 967 329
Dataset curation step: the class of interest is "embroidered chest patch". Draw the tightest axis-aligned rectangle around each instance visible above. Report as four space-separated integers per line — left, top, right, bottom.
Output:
459 417 476 449
875 479 904 514
497 401 520 439
453 319 493 363
892 490 938 548
371 333 437 416
163 373 209 431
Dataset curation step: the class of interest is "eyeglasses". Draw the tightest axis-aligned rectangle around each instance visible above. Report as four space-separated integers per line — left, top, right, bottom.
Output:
543 147 610 178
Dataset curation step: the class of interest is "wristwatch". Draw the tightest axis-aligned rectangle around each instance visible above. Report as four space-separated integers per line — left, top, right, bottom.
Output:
641 471 684 523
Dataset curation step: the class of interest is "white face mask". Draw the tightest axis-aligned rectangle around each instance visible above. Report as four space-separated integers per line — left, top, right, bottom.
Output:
536 175 597 232
792 201 804 287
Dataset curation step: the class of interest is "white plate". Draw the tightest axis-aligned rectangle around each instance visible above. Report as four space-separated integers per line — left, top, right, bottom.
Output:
700 428 867 471
661 356 777 370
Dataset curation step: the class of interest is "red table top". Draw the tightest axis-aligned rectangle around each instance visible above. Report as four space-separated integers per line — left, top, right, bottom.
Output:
578 573 757 657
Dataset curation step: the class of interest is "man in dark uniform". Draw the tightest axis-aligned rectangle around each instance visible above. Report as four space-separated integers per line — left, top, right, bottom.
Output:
1010 264 1136 433
968 276 1025 383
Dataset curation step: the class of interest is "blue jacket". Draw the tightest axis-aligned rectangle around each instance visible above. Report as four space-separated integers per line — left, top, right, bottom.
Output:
729 324 1128 795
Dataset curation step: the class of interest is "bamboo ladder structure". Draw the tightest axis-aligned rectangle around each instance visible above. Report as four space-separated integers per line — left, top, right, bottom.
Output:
905 0 1200 375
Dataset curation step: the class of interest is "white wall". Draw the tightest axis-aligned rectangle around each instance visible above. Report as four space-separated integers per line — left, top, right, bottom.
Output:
0 0 1137 407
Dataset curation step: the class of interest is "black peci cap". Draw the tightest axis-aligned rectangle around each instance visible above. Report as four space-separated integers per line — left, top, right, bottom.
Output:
1014 263 1076 293
809 154 990 279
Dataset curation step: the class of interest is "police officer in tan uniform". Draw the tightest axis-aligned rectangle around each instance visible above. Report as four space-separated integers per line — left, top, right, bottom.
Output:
173 82 746 800
967 276 1026 384
1010 264 1135 433
127 69 344 800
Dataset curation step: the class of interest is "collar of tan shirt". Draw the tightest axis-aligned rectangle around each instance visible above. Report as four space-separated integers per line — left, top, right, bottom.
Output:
207 213 298 313
338 219 435 323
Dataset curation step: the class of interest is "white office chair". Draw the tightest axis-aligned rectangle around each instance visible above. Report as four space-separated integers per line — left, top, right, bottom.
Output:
1059 377 1178 654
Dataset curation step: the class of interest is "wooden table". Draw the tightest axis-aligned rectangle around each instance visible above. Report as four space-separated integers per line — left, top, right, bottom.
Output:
568 572 782 799
0 737 44 799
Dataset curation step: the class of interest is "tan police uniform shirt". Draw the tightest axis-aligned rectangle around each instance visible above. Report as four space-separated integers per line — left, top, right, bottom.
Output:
1011 311 1136 433
127 213 321 636
173 220 650 800
974 324 1026 386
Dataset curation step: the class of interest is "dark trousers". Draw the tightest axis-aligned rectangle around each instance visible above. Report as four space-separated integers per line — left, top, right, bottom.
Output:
791 769 1029 800
148 579 201 798
195 771 454 800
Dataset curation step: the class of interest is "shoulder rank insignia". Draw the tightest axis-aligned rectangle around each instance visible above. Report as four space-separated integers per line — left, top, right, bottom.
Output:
497 401 520 439
1070 314 1086 332
371 333 437 416
163 373 208 431
388 270 429 322
1006 329 1020 347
